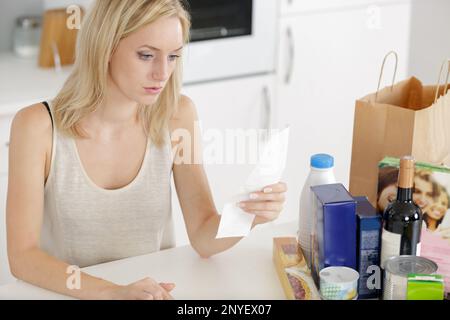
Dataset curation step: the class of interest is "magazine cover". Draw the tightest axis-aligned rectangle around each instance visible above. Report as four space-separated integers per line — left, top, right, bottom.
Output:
378 157 450 295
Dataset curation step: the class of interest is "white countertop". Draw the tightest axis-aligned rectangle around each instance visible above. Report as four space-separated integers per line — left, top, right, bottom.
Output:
0 52 72 117
0 221 297 300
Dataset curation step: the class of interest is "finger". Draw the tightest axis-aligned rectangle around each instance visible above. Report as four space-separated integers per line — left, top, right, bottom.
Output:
261 182 287 194
248 192 285 202
159 283 176 292
140 277 156 286
161 289 175 300
238 201 282 212
139 291 154 300
153 292 164 300
157 283 175 299
251 211 278 220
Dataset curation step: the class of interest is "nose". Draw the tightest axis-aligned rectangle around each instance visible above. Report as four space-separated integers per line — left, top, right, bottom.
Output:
150 57 169 82
417 198 428 208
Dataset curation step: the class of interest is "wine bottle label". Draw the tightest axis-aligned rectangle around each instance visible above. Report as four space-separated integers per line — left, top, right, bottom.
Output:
416 242 421 256
381 229 401 268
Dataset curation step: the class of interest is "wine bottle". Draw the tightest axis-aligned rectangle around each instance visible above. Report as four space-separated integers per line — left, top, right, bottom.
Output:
380 156 423 268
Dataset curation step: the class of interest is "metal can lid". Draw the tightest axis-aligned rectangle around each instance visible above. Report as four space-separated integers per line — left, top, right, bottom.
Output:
385 255 438 276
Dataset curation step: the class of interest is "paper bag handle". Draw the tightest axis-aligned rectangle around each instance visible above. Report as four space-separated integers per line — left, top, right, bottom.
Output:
375 51 398 103
434 59 450 104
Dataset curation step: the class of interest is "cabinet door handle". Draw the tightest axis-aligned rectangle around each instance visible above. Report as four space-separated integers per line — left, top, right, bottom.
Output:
261 86 272 142
285 26 295 85
263 86 272 131
5 141 9 148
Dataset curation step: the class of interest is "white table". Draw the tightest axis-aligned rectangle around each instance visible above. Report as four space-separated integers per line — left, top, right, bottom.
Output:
0 222 297 300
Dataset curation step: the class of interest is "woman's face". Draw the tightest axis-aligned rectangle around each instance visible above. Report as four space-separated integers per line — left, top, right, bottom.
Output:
428 191 449 221
108 15 184 105
378 184 397 212
413 176 433 212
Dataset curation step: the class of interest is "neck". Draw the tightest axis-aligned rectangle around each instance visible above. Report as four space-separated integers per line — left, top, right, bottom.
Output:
428 221 437 231
90 74 140 127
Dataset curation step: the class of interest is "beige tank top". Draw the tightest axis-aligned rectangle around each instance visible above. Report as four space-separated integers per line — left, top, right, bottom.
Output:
40 100 175 268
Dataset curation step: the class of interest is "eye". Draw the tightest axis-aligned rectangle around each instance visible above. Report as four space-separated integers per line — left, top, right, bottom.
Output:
168 54 180 62
138 53 154 61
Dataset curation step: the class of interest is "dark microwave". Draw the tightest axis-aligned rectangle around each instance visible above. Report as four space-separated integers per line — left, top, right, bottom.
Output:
186 0 253 42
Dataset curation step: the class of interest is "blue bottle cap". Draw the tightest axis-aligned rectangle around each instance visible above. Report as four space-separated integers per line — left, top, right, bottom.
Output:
311 154 334 169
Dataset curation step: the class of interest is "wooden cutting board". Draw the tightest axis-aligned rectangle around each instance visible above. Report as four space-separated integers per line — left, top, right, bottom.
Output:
38 8 84 68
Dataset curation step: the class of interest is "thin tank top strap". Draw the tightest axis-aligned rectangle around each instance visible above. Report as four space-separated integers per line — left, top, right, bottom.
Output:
42 101 54 131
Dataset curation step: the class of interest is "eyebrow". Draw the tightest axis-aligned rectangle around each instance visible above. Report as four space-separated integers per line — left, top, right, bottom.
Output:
139 45 183 52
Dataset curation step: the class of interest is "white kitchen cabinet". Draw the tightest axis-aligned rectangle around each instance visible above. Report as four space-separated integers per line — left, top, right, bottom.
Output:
275 3 411 224
172 74 277 246
0 175 15 285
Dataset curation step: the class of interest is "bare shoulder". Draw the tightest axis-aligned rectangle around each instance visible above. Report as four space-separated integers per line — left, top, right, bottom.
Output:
171 94 198 123
169 95 201 153
12 103 52 134
10 102 52 155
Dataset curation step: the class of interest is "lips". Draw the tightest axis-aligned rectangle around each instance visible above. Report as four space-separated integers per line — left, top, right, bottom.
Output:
144 86 162 90
144 86 163 94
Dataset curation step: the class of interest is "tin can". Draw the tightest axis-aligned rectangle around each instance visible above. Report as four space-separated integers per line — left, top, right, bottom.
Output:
319 266 359 300
383 255 438 300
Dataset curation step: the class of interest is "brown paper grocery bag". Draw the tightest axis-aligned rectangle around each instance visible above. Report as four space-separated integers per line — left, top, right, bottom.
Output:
349 54 450 206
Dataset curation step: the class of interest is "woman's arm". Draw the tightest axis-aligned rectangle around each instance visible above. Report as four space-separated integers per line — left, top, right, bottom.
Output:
171 96 287 258
6 105 173 300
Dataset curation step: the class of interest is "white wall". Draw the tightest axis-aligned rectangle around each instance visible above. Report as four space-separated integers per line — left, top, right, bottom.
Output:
0 0 94 53
43 0 93 11
0 0 43 52
409 0 450 84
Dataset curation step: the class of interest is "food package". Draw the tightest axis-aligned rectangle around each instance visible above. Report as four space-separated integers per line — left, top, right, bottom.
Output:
272 237 320 300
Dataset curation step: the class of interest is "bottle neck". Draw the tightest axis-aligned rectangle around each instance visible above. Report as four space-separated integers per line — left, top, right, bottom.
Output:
397 187 413 202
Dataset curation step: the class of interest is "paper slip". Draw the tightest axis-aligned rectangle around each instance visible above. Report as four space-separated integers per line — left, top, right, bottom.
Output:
216 126 290 238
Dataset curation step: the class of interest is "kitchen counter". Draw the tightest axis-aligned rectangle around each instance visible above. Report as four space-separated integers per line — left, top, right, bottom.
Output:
0 221 297 300
0 52 72 116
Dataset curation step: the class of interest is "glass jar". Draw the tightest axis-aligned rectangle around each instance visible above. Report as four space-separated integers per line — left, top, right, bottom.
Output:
13 16 42 58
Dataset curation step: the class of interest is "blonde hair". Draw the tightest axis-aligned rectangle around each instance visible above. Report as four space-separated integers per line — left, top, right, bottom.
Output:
52 0 191 147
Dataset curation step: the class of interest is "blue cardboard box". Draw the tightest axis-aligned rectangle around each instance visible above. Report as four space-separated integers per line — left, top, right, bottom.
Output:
311 183 357 285
354 196 382 299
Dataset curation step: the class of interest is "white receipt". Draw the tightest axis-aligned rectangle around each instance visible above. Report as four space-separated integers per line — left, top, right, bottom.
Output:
216 126 290 238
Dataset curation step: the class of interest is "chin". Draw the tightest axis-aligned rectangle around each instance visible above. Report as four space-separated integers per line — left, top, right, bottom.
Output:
429 213 443 220
138 96 159 105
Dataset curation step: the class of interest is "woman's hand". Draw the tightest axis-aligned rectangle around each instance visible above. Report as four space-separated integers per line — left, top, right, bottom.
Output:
238 182 288 226
103 277 176 300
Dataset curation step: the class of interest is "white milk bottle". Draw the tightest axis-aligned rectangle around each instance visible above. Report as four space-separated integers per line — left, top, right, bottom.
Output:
298 154 336 269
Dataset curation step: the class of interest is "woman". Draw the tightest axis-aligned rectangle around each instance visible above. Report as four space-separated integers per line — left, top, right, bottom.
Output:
413 170 435 216
423 184 449 231
6 0 287 300
377 167 399 213
377 167 434 216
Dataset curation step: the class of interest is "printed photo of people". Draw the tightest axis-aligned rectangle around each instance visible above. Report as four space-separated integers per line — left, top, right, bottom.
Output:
377 166 450 238
378 161 450 295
